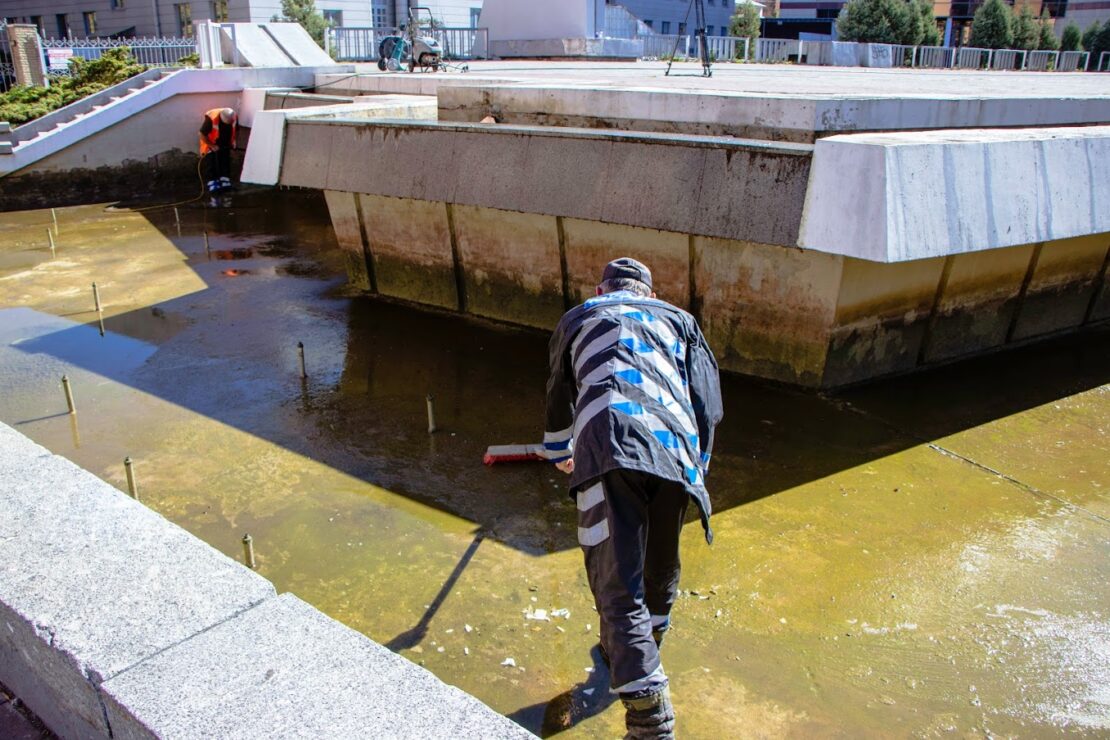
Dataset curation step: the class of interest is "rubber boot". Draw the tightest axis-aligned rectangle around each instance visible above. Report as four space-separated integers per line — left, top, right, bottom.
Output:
621 684 675 739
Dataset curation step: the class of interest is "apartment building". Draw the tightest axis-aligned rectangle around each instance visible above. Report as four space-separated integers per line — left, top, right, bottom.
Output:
0 0 482 39
613 0 739 37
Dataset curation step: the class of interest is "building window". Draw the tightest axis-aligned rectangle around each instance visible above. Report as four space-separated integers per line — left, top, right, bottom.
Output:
111 0 125 9
211 0 228 21
322 9 342 26
470 8 481 26
644 19 653 29
678 22 686 35
706 25 714 36
176 3 193 35
816 9 840 18
372 0 392 28
31 15 45 34
83 11 97 35
56 13 71 38
661 20 670 33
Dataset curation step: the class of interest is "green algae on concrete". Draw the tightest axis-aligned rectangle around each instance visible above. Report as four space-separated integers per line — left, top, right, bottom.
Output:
0 192 1107 738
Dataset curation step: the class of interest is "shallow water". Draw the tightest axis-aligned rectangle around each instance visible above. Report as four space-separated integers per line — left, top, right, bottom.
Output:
1 190 1108 737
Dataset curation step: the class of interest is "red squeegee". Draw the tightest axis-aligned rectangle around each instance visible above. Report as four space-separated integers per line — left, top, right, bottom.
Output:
483 444 547 465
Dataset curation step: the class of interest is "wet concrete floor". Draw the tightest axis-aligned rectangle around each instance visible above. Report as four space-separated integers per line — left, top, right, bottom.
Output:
0 190 1107 738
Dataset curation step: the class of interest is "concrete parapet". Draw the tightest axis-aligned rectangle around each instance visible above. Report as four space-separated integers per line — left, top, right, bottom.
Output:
0 422 535 738
278 120 811 248
433 84 1110 144
800 126 1110 262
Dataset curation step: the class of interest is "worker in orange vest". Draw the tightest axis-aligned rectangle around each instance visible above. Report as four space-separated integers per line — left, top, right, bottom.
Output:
199 107 237 194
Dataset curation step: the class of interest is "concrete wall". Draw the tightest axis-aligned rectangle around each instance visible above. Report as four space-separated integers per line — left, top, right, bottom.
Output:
0 421 535 739
324 190 1110 387
279 119 812 248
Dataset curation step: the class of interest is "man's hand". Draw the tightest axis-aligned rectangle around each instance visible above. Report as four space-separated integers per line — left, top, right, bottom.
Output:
555 459 574 475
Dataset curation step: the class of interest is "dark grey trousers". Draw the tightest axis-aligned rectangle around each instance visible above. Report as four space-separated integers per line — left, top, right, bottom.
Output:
577 468 689 692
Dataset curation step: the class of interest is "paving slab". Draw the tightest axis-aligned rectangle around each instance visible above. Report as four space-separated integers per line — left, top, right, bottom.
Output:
101 593 536 739
0 421 275 739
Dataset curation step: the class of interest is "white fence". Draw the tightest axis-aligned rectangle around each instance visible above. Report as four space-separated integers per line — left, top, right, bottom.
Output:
327 26 489 61
1057 51 1089 71
642 34 747 61
916 46 954 68
755 38 802 62
40 35 195 69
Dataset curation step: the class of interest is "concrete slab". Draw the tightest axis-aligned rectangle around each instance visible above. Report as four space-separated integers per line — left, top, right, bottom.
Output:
0 421 275 738
221 23 296 67
280 119 811 248
101 593 535 739
240 96 438 187
799 126 1110 262
263 22 334 67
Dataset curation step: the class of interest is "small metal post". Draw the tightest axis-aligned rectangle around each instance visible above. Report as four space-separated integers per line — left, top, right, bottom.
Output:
203 230 211 258
426 394 437 434
61 375 76 415
174 206 181 237
51 207 58 235
242 534 256 569
92 282 105 337
297 341 307 379
47 229 55 258
124 457 139 500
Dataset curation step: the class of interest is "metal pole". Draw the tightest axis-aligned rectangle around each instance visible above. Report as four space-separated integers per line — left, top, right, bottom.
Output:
242 534 256 568
174 206 181 237
92 282 102 313
61 375 76 415
426 394 437 434
51 207 58 235
203 230 211 258
124 457 139 500
297 341 307 379
47 229 55 258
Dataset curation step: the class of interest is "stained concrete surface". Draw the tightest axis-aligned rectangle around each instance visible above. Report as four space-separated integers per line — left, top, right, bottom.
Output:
0 191 1107 737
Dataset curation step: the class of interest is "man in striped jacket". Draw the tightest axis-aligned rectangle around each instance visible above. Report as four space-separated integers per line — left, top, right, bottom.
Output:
544 257 723 738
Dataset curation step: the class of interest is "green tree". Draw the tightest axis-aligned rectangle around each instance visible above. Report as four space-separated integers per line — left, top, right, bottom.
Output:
913 0 942 45
274 0 327 47
1011 4 1039 50
1080 20 1100 51
968 0 1013 49
729 0 762 53
837 0 917 44
1059 22 1081 51
1036 9 1059 50
1091 21 1110 61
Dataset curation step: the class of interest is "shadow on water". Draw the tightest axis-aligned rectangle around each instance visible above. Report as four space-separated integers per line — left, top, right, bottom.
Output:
7 189 1110 560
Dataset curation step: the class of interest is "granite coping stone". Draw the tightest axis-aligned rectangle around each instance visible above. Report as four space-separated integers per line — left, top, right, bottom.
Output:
0 421 535 738
101 593 536 739
0 422 275 737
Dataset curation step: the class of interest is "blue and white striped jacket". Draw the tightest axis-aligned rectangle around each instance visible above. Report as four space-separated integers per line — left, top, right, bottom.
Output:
544 291 723 542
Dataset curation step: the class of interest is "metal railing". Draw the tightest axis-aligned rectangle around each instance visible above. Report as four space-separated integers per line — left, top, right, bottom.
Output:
916 46 954 68
641 34 683 58
1057 50 1088 71
954 46 991 69
327 26 488 61
1024 49 1056 70
755 38 803 62
1 22 13 92
39 35 195 69
990 48 1024 70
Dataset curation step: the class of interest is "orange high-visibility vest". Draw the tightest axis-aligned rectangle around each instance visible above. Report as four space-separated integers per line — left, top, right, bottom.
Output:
199 109 237 155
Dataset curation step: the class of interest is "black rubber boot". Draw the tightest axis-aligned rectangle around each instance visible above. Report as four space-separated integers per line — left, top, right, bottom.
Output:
621 684 675 739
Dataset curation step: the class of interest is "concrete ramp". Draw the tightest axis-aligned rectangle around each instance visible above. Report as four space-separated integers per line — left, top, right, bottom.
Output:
264 23 335 66
221 23 296 67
